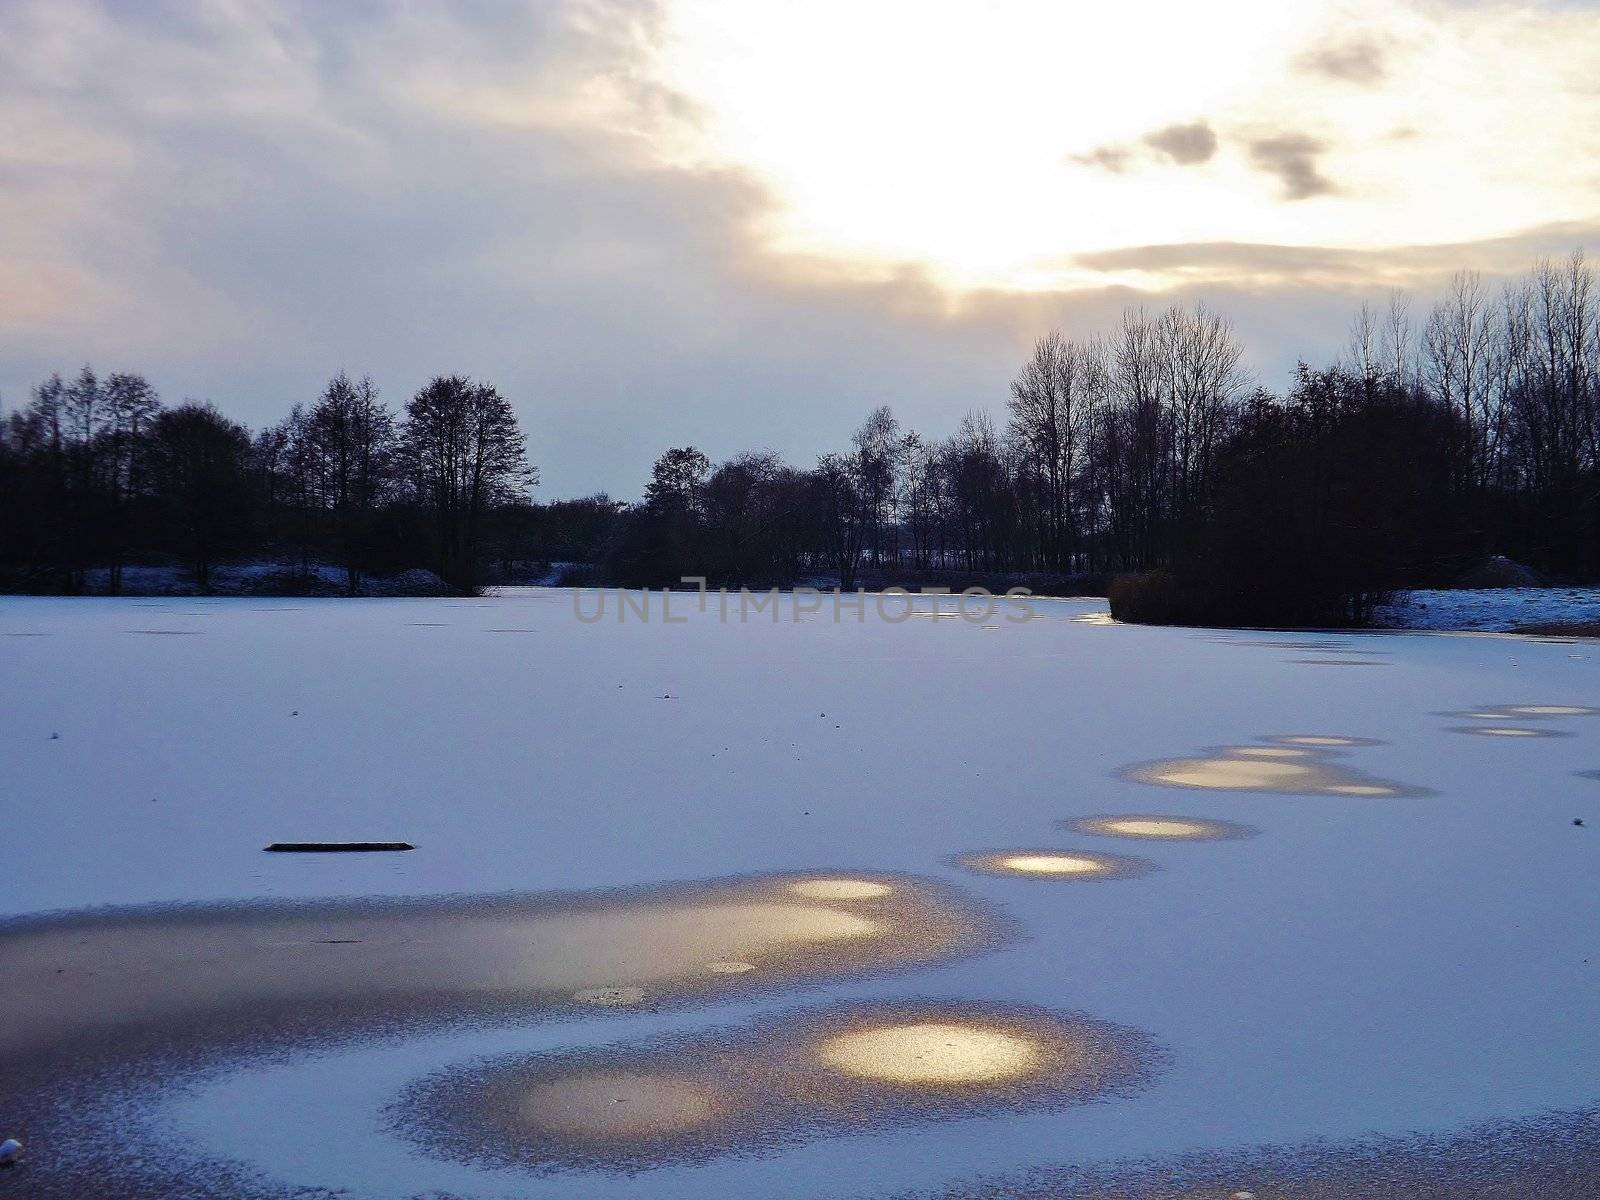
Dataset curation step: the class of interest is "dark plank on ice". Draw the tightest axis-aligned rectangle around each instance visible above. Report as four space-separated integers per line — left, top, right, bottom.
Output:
264 841 414 852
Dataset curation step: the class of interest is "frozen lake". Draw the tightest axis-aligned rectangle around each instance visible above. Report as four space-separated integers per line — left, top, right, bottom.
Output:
1 589 1597 1197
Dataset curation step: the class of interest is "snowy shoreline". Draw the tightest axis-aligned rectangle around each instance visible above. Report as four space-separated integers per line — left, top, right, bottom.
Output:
1374 586 1600 634
10 574 1600 638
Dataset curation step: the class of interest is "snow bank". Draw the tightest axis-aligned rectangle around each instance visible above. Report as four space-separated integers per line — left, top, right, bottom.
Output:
1376 586 1600 632
77 562 456 598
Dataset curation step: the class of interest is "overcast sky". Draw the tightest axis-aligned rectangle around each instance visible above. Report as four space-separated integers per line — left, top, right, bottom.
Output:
3 0 1598 497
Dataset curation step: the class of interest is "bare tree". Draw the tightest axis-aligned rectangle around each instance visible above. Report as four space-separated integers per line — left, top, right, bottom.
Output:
643 446 710 513
941 410 1011 571
307 373 395 592
100 373 160 593
1007 331 1103 571
898 430 941 569
814 451 869 589
401 376 534 591
1380 291 1414 389
850 405 900 568
1105 308 1170 569
1163 303 1246 524
144 403 252 591
1424 271 1499 490
1346 301 1381 397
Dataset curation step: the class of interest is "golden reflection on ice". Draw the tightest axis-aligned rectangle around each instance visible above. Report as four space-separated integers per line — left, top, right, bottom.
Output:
1150 758 1311 789
1088 819 1203 838
999 853 1109 876
9 876 1027 1194
0 872 989 1061
395 1000 1157 1172
1069 815 1249 841
1122 739 1421 797
1444 704 1597 722
787 879 893 901
1093 818 1207 838
524 901 882 995
520 1071 719 1139
817 1021 1041 1085
1272 735 1371 747
956 849 1152 880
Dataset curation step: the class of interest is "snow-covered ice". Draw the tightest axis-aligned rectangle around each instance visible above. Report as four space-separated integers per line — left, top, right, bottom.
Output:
1 589 1597 1198
1377 586 1600 632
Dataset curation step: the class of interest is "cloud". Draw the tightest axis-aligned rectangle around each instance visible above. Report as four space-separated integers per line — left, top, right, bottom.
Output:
1074 120 1217 174
1071 144 1132 173
1143 121 1218 166
1247 132 1337 200
1296 35 1389 85
1080 120 1316 201
1071 220 1600 286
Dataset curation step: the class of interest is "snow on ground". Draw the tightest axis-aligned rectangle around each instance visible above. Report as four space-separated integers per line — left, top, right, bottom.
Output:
1 589 1598 1198
74 561 455 597
1377 586 1600 632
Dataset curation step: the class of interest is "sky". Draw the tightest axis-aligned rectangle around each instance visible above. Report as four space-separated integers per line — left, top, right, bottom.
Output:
2 0 1598 498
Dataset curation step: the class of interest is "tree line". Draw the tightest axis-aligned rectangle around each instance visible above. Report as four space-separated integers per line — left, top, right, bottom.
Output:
0 372 532 593
596 252 1599 622
3 250 1597 620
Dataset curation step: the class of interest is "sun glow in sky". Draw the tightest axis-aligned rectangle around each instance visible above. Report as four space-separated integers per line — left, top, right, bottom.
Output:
4 0 1600 493
628 0 1600 291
